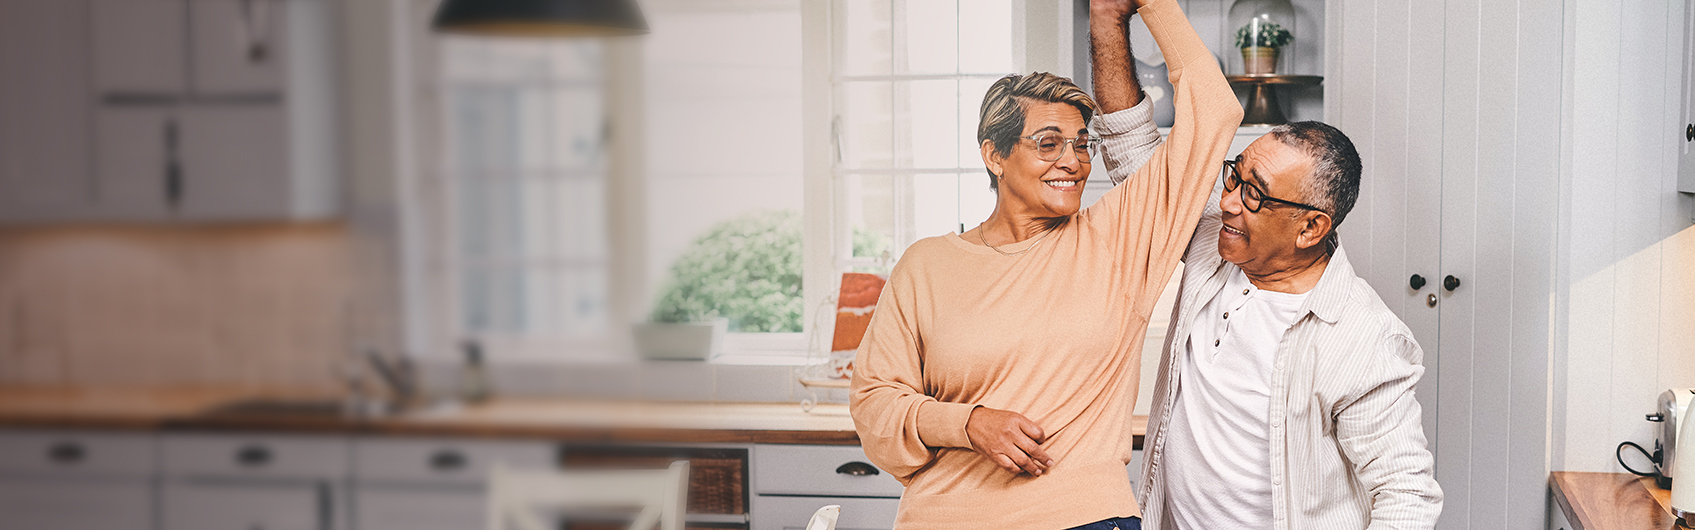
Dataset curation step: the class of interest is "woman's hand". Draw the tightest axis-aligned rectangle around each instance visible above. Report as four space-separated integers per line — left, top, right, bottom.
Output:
966 406 1055 475
1090 0 1142 21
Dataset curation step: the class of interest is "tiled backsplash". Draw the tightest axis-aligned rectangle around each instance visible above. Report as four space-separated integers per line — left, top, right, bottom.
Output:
0 226 354 391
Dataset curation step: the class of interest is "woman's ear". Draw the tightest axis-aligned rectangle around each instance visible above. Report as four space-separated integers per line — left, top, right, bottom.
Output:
981 139 1004 179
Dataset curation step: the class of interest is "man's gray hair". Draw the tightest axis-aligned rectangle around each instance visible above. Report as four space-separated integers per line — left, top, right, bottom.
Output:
1269 121 1361 230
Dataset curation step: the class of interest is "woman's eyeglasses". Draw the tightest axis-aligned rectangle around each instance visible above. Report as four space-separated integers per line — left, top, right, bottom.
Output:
1021 132 1101 163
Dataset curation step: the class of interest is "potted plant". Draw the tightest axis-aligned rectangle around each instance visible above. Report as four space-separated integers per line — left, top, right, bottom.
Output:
637 210 805 360
1235 20 1293 75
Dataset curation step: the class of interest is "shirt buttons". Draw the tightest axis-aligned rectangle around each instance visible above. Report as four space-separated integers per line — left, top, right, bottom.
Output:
1243 288 1250 295
1214 339 1220 347
1223 312 1230 319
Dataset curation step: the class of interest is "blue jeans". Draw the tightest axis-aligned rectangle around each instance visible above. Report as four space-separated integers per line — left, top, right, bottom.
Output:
1065 517 1142 530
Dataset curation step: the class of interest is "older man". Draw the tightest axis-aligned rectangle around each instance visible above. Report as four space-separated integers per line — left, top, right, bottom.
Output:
1099 123 1443 529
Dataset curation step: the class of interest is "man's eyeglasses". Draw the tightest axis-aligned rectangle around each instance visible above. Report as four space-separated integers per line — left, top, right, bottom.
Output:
1221 159 1328 214
1021 133 1100 163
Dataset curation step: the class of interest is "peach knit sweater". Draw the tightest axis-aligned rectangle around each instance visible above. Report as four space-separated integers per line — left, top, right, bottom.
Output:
848 1 1242 528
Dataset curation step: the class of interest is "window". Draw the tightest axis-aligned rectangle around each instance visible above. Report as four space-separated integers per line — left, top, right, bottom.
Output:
832 0 1015 270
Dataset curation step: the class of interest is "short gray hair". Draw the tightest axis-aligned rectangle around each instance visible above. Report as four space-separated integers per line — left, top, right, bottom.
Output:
1268 121 1361 230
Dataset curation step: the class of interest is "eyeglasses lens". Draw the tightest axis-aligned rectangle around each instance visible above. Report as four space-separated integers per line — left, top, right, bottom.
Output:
1032 134 1095 163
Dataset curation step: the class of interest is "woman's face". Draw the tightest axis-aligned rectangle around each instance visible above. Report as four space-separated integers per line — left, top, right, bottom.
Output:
983 101 1091 220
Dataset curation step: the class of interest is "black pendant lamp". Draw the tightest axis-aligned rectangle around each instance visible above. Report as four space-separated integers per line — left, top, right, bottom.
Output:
431 0 649 37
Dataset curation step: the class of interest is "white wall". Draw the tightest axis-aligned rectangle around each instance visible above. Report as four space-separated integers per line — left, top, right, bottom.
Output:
1556 0 1695 475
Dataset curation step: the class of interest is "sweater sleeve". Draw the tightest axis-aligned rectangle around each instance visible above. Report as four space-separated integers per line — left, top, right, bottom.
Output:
1084 0 1242 318
849 259 977 484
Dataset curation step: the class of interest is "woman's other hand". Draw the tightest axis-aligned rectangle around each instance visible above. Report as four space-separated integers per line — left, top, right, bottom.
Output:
966 407 1055 475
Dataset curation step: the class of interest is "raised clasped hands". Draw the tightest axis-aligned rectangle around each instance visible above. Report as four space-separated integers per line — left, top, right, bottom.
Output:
1089 0 1143 21
966 406 1055 476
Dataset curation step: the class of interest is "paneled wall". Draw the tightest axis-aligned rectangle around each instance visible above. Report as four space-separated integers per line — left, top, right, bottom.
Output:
1558 0 1695 479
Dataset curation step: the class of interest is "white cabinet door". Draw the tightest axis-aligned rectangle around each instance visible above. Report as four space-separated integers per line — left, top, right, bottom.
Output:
177 105 292 220
354 487 485 530
188 0 287 94
163 481 325 530
0 0 94 223
0 477 153 530
93 106 178 220
90 0 188 95
750 496 898 530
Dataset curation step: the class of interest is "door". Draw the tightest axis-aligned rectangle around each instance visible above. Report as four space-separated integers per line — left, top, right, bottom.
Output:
163 480 326 530
1331 0 1561 529
90 0 189 95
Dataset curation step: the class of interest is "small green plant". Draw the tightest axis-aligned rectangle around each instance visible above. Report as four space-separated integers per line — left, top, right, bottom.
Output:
651 209 804 332
1235 20 1293 49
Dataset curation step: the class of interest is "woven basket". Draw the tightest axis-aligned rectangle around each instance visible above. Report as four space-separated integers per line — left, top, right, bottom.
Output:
562 448 749 515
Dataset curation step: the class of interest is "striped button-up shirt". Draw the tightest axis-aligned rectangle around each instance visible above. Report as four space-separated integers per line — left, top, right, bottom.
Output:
1133 191 1443 530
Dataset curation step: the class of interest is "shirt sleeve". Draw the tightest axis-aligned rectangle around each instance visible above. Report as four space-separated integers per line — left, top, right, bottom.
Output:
1081 0 1243 318
1334 333 1445 530
848 260 978 484
1098 95 1163 186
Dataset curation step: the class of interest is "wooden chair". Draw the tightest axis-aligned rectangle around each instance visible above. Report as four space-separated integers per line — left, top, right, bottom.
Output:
486 460 689 530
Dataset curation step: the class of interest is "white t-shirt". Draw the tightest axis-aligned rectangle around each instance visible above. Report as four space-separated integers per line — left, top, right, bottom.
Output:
1163 268 1309 530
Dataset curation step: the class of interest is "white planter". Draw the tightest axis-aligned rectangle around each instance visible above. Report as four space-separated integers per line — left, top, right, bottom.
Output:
633 319 727 361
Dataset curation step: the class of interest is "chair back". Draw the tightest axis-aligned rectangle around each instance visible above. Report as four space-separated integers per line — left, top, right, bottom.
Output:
487 460 689 530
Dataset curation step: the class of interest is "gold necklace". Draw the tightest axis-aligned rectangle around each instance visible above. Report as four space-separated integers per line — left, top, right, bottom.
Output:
978 225 1054 256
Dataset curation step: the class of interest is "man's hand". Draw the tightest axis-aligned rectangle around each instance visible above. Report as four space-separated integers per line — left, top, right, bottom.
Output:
965 407 1054 475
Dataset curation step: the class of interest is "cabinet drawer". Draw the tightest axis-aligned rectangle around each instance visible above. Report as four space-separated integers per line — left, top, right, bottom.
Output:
354 437 555 485
163 433 347 480
354 486 486 530
753 445 901 497
0 430 156 477
164 481 322 530
751 496 898 530
0 476 154 530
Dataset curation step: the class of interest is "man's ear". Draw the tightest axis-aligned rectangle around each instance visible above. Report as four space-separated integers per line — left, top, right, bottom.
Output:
1296 211 1334 251
981 139 1004 179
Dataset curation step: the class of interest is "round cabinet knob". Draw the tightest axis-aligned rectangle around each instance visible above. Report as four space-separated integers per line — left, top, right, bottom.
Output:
429 450 467 472
46 442 85 465
235 445 272 468
1685 123 1693 142
1409 274 1427 290
1444 275 1461 292
1427 294 1438 308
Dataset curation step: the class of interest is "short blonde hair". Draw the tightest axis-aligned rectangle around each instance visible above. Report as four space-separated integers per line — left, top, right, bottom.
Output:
976 72 1098 189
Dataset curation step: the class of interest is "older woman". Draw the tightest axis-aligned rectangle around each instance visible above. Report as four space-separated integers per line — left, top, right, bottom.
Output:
847 1 1241 529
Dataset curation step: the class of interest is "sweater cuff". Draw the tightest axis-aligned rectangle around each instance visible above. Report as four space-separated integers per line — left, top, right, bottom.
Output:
1094 95 1157 136
917 401 980 449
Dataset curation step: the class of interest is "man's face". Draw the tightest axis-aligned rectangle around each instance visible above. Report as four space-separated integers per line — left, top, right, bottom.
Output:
1217 137 1318 271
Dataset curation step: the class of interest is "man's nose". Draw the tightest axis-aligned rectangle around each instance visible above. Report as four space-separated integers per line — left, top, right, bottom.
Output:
1220 186 1244 213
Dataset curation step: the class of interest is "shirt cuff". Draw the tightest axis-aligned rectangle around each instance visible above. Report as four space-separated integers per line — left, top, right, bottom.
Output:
1095 94 1157 137
917 401 980 449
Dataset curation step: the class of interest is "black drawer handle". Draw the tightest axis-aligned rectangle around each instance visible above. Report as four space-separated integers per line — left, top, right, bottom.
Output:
46 442 85 465
835 461 880 476
235 445 272 468
429 450 467 472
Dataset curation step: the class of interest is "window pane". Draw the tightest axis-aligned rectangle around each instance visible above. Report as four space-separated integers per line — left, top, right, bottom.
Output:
902 80 960 169
958 0 1013 74
837 0 892 76
900 0 957 74
958 77 995 172
845 173 895 259
959 171 996 230
913 173 960 238
840 81 893 169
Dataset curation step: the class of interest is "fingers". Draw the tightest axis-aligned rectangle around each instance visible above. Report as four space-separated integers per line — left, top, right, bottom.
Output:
966 407 1055 476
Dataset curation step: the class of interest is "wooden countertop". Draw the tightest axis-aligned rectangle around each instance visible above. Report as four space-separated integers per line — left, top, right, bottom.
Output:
1548 472 1679 530
0 387 1149 448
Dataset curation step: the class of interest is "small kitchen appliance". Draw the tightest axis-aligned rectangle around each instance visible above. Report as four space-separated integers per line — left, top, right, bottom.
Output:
1658 389 1695 489
1673 399 1695 527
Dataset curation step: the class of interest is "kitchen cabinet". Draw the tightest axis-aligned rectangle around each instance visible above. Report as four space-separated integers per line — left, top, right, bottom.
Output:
0 0 339 225
160 433 351 530
749 445 899 530
351 437 556 530
1330 0 1562 529
0 0 95 223
0 429 157 530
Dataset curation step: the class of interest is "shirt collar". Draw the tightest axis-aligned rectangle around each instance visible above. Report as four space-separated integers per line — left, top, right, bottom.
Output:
1295 245 1356 324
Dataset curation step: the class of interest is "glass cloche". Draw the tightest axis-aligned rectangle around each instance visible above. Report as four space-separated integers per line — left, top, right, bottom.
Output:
1227 0 1297 75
